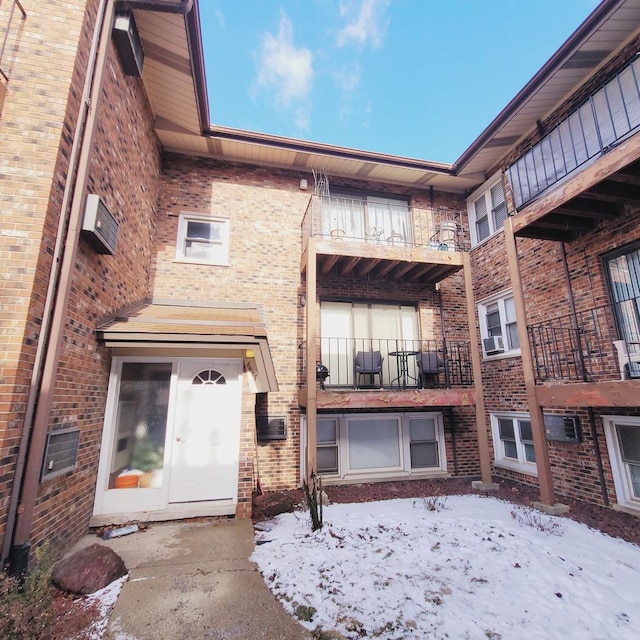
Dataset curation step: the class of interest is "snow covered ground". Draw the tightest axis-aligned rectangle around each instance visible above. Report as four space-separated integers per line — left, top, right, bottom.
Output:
251 495 640 640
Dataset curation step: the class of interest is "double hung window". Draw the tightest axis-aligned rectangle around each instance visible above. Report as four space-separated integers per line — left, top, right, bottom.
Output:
467 176 507 246
603 416 640 513
490 413 536 475
478 292 519 357
176 213 230 265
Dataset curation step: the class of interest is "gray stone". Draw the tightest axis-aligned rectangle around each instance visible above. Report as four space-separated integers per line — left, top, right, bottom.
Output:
52 543 127 594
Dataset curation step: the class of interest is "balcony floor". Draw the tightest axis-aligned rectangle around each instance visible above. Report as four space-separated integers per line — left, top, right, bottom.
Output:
536 379 640 408
298 387 476 410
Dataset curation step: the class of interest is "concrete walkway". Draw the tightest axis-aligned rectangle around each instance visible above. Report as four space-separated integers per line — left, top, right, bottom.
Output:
74 519 312 640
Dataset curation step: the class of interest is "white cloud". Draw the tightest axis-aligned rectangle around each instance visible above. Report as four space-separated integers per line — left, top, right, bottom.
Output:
254 11 314 113
337 0 390 49
214 10 225 29
333 66 361 93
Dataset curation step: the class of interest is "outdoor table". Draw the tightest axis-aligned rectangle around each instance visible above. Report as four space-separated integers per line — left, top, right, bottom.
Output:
389 350 419 388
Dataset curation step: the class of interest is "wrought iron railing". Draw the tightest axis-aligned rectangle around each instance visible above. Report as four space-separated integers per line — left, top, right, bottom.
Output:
0 0 26 83
507 55 640 209
309 337 473 389
528 303 640 382
301 194 467 252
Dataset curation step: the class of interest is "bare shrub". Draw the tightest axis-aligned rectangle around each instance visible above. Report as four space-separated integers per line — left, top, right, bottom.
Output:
510 506 565 536
422 496 449 512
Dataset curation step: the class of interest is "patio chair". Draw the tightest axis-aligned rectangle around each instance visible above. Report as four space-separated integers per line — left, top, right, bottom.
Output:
417 351 445 388
613 340 640 379
354 351 384 388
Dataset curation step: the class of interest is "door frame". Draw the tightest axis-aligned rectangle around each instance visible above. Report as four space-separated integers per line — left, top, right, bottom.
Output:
92 355 243 525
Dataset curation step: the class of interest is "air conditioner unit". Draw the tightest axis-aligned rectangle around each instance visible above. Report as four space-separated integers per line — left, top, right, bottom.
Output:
112 9 144 77
81 194 118 255
257 416 287 442
483 335 505 354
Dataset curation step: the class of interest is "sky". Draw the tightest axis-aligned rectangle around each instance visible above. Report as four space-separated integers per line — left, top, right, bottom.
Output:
200 0 600 164
252 495 640 639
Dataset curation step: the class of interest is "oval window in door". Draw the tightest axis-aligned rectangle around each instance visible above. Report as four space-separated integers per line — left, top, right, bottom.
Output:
192 369 226 385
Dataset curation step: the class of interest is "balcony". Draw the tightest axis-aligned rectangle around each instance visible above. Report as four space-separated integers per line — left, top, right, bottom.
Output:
301 194 468 285
527 303 640 407
507 56 640 211
299 338 475 410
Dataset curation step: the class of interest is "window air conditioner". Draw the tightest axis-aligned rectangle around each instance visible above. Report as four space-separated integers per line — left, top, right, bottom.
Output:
81 194 119 255
483 335 505 354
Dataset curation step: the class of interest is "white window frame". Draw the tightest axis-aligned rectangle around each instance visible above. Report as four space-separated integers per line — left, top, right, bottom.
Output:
310 412 446 481
467 173 507 247
175 213 230 265
478 290 521 359
603 415 640 514
490 412 537 476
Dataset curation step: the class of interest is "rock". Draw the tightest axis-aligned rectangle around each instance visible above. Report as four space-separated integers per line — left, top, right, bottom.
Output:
52 543 127 594
253 491 296 518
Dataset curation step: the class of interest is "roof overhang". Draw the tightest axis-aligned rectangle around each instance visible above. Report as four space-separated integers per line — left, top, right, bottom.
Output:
455 0 640 179
96 299 279 392
130 0 640 198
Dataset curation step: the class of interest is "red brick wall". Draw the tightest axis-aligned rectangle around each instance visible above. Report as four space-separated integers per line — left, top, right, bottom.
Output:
0 0 163 558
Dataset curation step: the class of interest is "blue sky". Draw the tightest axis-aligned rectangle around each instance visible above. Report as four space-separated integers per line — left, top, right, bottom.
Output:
201 1 598 164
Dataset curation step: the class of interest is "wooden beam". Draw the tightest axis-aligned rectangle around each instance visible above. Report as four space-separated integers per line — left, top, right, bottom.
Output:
536 379 640 407
303 388 476 409
504 218 556 506
407 264 437 281
389 262 415 279
356 258 380 277
585 180 640 206
554 199 620 219
340 256 361 276
305 239 318 477
320 254 340 274
374 260 401 278
462 252 493 485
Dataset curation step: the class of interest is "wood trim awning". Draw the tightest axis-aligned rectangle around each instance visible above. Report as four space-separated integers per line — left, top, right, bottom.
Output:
96 299 278 392
511 131 640 241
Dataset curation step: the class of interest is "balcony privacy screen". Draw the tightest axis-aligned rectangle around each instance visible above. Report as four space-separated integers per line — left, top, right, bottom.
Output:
507 56 640 209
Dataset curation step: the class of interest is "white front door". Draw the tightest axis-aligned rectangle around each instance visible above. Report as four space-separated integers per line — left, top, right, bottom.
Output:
169 360 242 504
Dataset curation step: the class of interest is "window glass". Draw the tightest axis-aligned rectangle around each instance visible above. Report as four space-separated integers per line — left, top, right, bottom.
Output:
177 215 229 265
490 182 507 231
348 419 400 470
318 419 337 444
317 447 338 473
498 418 515 440
410 442 438 468
410 418 436 442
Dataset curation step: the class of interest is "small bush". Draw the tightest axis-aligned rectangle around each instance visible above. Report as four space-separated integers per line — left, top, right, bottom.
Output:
422 496 449 512
510 506 565 536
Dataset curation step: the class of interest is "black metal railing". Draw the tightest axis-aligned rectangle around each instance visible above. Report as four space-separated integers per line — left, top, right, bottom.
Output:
301 194 467 252
528 303 640 382
507 55 640 209
313 338 473 389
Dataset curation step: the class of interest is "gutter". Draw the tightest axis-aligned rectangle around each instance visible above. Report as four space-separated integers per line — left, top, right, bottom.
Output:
453 0 623 172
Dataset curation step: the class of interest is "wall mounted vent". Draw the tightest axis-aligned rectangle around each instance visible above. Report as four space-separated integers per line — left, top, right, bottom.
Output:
483 335 504 354
544 415 581 444
41 427 80 481
112 9 144 77
257 416 287 442
81 194 118 255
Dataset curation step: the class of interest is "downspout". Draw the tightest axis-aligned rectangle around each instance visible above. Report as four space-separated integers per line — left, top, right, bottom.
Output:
559 243 609 506
2 0 113 569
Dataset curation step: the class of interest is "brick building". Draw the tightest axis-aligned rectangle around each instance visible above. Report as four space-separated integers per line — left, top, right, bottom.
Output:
0 0 639 573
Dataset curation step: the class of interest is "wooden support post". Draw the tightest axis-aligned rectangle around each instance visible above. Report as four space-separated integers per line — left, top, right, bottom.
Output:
504 218 556 506
462 253 494 485
305 239 318 478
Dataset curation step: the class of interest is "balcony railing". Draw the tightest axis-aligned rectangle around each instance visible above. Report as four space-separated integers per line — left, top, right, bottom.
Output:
528 303 640 383
0 0 26 83
301 194 467 252
507 55 640 209
311 338 473 389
